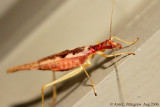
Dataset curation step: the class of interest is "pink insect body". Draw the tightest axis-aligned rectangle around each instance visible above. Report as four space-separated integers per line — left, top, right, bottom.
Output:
7 38 121 73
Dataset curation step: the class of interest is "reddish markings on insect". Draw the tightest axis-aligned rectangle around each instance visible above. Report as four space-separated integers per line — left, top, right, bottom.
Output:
7 38 122 73
89 38 122 53
39 46 85 61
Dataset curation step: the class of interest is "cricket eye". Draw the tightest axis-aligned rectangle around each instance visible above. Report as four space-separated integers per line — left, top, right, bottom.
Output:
105 43 110 47
117 43 122 49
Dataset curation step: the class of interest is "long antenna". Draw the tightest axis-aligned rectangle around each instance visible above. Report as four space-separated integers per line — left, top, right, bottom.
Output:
109 0 125 102
109 0 114 37
109 0 130 102
109 0 117 65
109 0 117 62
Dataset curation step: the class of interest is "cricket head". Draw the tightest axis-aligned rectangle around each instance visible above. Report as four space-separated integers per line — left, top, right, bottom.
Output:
102 39 122 50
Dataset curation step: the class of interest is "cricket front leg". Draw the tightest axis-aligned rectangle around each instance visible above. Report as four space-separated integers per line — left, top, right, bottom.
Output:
110 36 139 45
96 51 135 58
41 67 83 107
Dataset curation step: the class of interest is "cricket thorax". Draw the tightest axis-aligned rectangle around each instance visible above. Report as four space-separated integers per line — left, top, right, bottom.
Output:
38 46 91 71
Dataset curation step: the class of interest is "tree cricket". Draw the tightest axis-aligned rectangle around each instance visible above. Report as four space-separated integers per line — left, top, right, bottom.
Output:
7 0 139 107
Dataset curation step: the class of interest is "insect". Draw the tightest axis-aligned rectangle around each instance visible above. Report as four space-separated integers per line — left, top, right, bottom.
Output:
7 0 139 107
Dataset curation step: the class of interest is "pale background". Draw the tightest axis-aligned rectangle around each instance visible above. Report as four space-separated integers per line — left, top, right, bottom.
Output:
0 0 160 107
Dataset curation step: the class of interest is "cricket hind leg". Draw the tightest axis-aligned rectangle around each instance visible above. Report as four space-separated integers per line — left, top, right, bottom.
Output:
41 67 84 107
49 72 56 105
110 36 139 45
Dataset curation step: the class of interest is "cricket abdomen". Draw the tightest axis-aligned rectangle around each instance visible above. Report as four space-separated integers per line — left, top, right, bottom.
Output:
39 54 89 71
38 46 91 71
7 61 39 73
7 46 91 73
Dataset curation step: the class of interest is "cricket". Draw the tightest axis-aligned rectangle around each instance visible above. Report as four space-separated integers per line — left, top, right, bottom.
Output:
7 0 139 107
